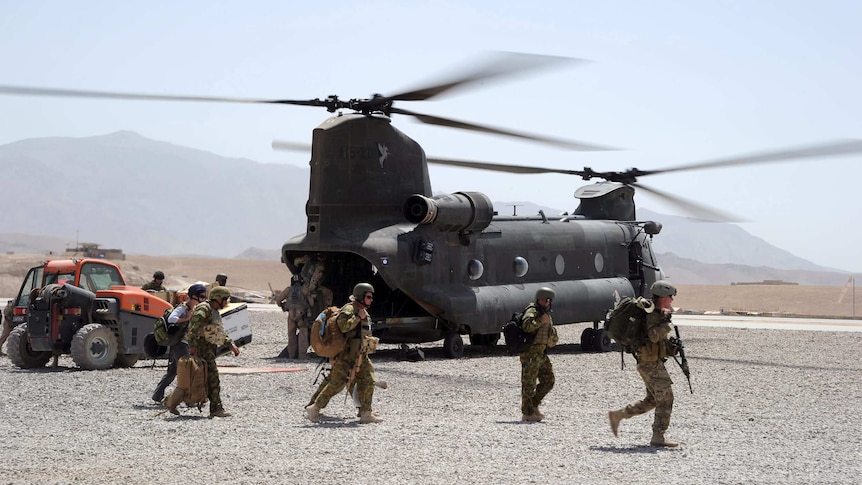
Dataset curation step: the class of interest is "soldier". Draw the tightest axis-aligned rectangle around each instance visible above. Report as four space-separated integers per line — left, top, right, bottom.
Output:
152 284 207 404
608 279 681 447
274 274 311 359
142 271 166 291
187 286 240 418
519 287 559 422
296 254 330 313
305 283 382 424
213 273 227 287
0 300 13 356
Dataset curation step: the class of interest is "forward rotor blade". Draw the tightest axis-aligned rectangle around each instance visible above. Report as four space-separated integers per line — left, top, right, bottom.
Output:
632 182 745 222
641 139 862 177
427 157 590 176
393 107 617 151
0 85 324 107
387 52 585 102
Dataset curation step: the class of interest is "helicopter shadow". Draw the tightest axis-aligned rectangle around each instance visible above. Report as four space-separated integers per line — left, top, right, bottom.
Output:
371 341 596 362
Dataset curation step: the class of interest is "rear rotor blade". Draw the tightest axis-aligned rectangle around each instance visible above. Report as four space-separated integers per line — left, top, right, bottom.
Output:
0 85 325 107
393 107 617 151
386 52 585 102
427 157 591 176
640 139 862 177
632 182 744 222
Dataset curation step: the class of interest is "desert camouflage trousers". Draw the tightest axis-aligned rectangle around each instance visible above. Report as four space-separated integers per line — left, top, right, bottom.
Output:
285 304 310 359
312 348 376 413
197 344 224 413
520 345 555 415
622 360 674 433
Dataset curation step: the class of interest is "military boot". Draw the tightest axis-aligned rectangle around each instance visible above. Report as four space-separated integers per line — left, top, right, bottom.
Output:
209 408 232 419
533 407 546 420
608 410 625 437
521 414 542 422
305 403 321 423
650 431 679 447
359 411 383 424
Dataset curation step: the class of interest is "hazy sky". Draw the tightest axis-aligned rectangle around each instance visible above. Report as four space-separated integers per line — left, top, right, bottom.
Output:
2 1 860 272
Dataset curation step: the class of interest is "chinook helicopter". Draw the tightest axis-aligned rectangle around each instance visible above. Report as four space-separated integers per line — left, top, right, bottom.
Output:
2 53 861 358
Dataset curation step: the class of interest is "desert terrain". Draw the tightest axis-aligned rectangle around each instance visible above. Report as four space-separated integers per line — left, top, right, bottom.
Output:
1 252 860 318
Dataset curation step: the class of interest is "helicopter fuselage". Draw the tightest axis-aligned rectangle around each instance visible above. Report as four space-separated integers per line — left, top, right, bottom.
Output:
281 112 666 352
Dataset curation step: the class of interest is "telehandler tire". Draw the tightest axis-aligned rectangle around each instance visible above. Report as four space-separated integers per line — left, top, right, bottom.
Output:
7 324 52 368
71 323 118 370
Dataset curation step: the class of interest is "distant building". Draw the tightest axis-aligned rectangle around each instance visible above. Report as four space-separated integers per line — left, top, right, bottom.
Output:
64 242 125 260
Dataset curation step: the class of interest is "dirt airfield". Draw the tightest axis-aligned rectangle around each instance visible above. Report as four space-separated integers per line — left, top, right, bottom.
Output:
1 308 860 484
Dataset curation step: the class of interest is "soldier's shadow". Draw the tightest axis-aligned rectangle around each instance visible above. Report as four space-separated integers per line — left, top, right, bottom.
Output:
589 445 663 454
494 419 550 425
301 415 358 428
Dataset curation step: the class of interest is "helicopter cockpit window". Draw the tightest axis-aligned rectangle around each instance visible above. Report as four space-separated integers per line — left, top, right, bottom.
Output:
513 257 529 278
467 259 484 281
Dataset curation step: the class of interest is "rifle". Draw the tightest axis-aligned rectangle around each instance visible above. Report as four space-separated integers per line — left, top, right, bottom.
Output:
672 325 693 394
344 346 365 405
267 282 278 305
344 335 380 404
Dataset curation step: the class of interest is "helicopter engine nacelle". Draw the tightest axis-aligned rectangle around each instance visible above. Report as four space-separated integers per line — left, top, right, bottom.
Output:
403 192 494 233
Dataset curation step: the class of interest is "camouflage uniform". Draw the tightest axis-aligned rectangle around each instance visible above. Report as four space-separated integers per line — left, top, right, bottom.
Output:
519 302 559 417
187 301 233 414
275 280 310 359
296 255 331 314
311 301 377 413
617 310 675 434
141 281 166 291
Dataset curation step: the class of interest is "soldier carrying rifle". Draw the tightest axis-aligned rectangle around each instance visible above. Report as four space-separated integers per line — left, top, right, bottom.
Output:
608 280 689 447
305 283 383 424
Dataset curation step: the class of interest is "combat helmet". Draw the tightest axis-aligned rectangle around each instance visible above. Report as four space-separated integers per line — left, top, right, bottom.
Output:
210 286 231 300
352 282 375 300
153 271 165 280
650 280 677 297
215 273 228 285
188 283 207 299
535 287 556 300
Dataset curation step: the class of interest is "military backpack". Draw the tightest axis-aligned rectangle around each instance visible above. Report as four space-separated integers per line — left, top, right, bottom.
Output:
503 312 534 355
310 306 347 358
152 307 176 347
164 355 208 412
603 296 652 352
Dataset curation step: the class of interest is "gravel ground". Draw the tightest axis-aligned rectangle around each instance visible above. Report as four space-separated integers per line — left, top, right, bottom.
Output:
1 308 860 484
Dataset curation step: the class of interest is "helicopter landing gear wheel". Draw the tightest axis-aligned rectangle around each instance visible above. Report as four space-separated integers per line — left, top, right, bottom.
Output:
443 332 465 359
580 327 595 352
593 328 613 352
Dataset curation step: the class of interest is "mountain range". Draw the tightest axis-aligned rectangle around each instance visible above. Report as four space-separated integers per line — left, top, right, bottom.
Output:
1 131 854 285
